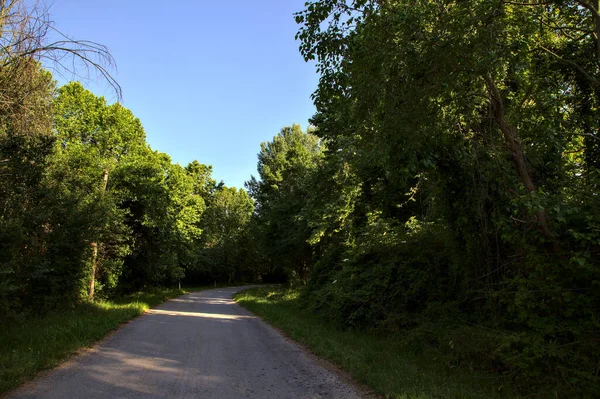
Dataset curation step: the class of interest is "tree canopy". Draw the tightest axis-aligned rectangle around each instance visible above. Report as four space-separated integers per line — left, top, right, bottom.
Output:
242 1 600 395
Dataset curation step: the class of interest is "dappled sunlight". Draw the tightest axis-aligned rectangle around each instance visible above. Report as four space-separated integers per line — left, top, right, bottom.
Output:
168 298 197 303
168 296 237 305
77 347 226 397
148 308 255 320
95 348 181 374
6 287 364 399
202 298 236 305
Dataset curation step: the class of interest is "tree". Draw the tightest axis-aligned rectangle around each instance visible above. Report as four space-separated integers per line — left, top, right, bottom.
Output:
199 186 254 283
114 151 206 289
0 0 122 315
53 82 145 299
185 160 219 199
247 124 323 282
291 0 600 393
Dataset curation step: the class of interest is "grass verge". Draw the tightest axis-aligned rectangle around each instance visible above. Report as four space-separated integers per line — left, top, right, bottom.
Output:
234 286 520 399
0 286 204 394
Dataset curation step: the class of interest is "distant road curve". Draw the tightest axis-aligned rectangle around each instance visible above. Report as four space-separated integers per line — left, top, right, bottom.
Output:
8 286 363 399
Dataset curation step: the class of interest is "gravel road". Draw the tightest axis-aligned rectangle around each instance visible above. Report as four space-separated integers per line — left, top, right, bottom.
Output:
7 286 362 399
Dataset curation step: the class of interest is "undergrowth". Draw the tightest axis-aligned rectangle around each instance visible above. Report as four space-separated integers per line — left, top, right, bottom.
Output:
234 286 571 399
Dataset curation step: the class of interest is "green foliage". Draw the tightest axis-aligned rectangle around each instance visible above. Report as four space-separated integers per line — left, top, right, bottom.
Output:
305 218 462 331
51 82 147 297
114 150 202 288
241 0 600 396
1 76 263 318
235 287 525 399
247 124 324 282
195 186 255 283
0 62 95 316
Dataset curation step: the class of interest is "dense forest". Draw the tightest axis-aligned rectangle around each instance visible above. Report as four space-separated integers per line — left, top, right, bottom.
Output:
1 0 600 396
1 73 260 308
0 1 262 314
247 0 600 396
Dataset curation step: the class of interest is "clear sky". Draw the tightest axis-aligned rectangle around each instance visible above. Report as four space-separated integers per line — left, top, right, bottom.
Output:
45 0 318 189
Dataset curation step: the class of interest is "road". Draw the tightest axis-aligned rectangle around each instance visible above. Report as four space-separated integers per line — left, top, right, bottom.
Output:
8 286 362 399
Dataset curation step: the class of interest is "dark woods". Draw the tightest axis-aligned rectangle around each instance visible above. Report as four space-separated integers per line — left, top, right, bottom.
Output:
249 1 600 396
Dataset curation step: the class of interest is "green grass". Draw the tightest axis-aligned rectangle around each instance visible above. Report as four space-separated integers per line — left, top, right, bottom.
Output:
0 286 204 394
234 287 521 399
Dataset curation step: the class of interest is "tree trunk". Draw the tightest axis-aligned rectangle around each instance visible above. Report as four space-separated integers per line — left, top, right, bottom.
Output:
484 73 554 241
89 168 109 301
89 242 98 300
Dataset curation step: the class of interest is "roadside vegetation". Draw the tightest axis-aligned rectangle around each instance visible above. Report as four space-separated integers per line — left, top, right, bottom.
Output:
1 0 263 322
235 286 523 399
0 1 263 392
241 2 600 397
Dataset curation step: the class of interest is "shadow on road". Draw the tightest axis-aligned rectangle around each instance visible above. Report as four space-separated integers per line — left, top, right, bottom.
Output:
9 286 361 399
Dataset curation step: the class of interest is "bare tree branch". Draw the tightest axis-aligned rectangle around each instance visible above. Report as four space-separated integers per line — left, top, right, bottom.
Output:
0 0 121 100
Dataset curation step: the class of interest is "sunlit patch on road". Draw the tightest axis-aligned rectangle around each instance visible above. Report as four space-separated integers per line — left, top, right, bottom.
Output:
148 308 255 320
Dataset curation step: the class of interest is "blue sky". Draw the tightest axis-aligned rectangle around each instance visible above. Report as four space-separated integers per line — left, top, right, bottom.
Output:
46 0 318 189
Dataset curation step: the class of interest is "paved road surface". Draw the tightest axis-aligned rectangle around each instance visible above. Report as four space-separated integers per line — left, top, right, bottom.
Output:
8 286 362 399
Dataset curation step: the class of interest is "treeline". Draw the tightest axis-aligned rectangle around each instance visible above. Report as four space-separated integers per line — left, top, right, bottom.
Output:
0 73 261 316
0 0 264 315
248 1 600 396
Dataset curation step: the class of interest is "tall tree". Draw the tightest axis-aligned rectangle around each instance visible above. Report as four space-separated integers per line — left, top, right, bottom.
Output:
114 151 205 289
200 186 254 283
0 0 121 314
247 124 323 281
291 0 600 392
53 82 145 299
